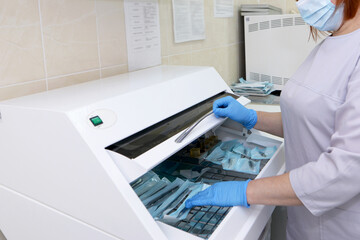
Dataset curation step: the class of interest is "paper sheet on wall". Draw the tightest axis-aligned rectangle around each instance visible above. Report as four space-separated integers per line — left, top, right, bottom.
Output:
124 0 161 71
214 0 234 18
172 0 205 43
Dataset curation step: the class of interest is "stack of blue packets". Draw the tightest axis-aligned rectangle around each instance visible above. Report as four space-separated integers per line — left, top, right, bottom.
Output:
162 183 209 223
204 139 239 165
132 171 209 222
205 140 277 175
231 78 274 96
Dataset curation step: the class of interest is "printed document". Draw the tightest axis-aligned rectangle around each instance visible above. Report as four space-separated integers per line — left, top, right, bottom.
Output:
214 0 234 18
172 0 205 43
124 0 161 71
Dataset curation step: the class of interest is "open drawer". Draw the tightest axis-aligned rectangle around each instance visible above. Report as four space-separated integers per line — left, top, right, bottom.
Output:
126 119 285 240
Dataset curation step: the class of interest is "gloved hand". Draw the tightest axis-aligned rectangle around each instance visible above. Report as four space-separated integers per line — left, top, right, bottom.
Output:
185 180 251 208
213 96 257 129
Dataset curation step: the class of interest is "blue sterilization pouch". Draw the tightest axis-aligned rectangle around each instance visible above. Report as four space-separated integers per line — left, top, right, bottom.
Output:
221 152 260 175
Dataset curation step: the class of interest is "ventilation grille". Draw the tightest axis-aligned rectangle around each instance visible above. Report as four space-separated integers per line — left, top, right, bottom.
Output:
294 17 305 25
249 73 291 86
259 21 270 30
271 19 281 28
250 72 260 81
248 16 304 32
272 76 282 85
282 17 293 27
261 74 271 82
249 23 258 32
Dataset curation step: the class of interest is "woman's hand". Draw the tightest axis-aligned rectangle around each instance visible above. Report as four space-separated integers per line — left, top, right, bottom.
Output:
185 180 251 208
213 96 257 129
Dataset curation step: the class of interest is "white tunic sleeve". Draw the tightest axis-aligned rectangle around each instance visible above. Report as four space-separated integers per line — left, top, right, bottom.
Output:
289 57 360 216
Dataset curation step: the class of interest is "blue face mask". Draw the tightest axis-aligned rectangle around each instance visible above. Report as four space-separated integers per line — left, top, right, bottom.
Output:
296 0 344 31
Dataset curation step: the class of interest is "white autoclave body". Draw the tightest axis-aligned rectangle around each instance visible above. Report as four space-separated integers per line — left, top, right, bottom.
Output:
0 66 284 240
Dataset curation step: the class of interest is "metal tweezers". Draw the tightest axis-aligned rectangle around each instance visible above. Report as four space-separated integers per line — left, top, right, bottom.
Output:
175 111 213 143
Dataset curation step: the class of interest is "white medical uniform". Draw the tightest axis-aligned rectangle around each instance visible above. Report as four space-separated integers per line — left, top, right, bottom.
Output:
281 28 360 239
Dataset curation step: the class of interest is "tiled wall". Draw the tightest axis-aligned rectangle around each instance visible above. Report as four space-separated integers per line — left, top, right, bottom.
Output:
0 0 298 101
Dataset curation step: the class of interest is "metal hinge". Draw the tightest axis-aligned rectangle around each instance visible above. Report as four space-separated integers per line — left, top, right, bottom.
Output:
241 128 252 137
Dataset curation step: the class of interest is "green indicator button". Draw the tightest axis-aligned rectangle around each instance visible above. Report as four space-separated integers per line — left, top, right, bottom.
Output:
90 116 103 126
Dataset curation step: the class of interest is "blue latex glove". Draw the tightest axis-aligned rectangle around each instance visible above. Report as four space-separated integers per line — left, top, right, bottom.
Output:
185 180 251 208
213 96 257 129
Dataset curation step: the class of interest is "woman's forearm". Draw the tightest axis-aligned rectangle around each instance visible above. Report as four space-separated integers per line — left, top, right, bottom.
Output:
246 173 302 206
247 111 295 205
253 111 283 137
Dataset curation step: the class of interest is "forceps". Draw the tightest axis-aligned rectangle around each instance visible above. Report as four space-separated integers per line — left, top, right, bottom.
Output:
175 111 213 143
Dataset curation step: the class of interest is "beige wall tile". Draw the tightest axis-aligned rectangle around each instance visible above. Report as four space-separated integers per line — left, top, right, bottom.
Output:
162 57 169 65
191 49 215 68
223 5 241 45
191 0 225 50
192 45 240 85
166 35 193 56
286 0 299 14
101 65 128 78
212 47 230 83
0 80 46 101
192 47 227 81
47 70 100 90
0 0 267 101
96 0 127 68
160 0 193 56
41 0 100 77
226 44 240 85
0 0 45 87
159 0 170 56
169 53 192 66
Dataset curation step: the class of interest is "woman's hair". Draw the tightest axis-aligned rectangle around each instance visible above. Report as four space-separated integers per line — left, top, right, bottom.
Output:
341 0 360 21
